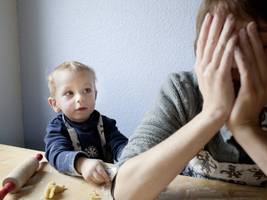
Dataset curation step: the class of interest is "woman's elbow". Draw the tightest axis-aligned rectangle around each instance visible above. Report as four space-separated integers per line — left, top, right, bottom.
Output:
113 170 136 200
113 164 144 200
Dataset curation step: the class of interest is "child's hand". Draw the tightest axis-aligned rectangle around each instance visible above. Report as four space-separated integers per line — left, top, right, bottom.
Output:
194 11 237 121
76 157 111 185
227 22 267 131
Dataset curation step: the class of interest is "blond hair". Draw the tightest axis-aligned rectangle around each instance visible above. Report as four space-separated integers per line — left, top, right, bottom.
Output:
194 0 267 53
48 61 96 97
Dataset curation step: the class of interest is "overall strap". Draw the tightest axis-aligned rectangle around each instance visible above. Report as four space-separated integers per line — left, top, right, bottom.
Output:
63 114 106 153
63 114 81 151
97 115 106 148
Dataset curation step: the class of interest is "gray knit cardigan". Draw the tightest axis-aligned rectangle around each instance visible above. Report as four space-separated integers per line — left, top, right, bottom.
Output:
118 71 267 186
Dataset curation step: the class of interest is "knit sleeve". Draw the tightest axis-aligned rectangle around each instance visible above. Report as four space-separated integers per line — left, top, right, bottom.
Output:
44 115 88 176
118 71 202 165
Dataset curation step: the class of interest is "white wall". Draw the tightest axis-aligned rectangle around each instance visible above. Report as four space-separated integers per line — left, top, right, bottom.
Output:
17 0 200 150
0 0 24 146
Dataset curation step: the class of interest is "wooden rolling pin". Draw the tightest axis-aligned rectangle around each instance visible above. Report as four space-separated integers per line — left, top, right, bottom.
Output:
0 153 43 200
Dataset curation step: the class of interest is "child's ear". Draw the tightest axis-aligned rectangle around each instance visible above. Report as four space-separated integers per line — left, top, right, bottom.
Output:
48 97 61 113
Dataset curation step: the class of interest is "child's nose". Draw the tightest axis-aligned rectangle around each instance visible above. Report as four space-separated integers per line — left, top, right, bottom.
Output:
76 93 85 103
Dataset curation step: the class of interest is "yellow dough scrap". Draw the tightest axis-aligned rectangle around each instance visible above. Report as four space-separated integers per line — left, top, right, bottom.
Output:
88 191 101 200
44 181 67 199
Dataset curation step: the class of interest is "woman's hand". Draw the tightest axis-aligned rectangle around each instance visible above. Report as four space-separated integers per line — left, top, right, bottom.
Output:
195 11 237 121
75 157 110 185
227 22 267 131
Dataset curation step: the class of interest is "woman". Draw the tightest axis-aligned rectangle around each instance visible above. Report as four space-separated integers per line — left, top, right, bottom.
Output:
114 0 267 199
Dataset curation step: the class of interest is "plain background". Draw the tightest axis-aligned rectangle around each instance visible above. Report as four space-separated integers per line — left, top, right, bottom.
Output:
0 0 200 150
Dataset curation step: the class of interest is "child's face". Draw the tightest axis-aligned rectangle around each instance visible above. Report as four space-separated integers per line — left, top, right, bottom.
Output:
50 70 96 122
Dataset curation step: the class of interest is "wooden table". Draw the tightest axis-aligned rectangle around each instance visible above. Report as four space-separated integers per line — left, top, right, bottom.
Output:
1 144 267 200
158 173 267 199
0 144 112 200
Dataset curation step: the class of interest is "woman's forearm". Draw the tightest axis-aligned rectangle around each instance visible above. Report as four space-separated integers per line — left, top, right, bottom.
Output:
231 126 267 174
114 111 225 200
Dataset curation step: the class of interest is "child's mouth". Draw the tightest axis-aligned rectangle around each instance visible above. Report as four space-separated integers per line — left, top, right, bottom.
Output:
76 107 87 111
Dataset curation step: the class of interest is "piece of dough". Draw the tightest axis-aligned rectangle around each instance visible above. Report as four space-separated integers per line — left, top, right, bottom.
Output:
44 181 67 199
88 191 101 200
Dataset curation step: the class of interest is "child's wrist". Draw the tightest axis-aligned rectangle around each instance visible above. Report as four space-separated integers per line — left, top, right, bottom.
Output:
75 156 87 174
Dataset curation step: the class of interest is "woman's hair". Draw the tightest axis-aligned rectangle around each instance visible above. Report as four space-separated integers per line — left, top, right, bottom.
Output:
194 0 267 53
47 61 96 97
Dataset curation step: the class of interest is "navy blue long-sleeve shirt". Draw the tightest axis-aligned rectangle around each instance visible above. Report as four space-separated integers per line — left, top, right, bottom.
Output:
44 110 128 176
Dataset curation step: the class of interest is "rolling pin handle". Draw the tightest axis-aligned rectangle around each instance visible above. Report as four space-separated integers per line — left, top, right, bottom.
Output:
35 153 43 161
0 181 15 200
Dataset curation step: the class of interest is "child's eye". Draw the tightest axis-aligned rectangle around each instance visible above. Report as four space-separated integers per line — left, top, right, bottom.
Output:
64 91 73 96
84 88 92 94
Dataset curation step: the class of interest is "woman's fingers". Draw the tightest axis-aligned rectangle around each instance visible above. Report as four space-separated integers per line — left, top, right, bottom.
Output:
218 34 237 75
247 22 267 82
238 28 255 66
196 12 235 76
238 27 261 88
202 12 225 65
212 14 235 69
234 47 251 91
196 13 213 61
